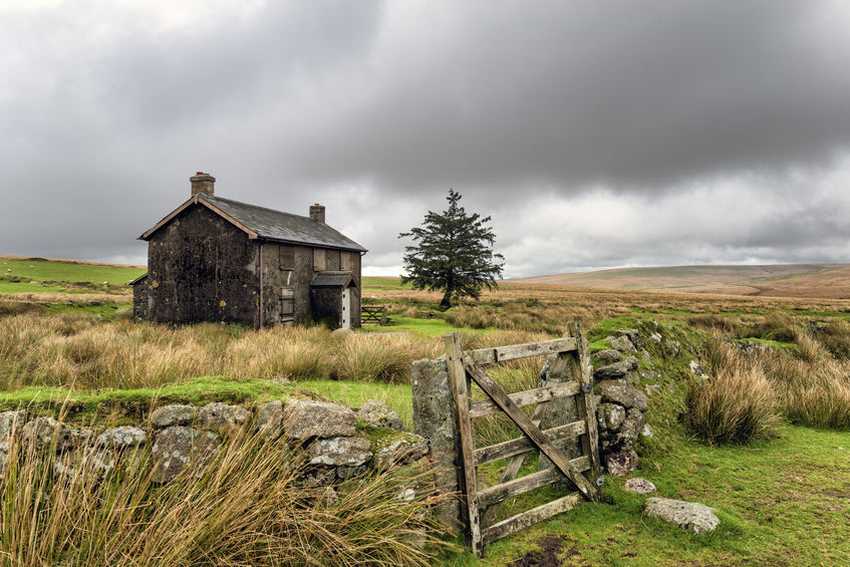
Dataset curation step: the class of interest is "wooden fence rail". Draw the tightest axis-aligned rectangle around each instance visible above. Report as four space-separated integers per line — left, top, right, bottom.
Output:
444 324 601 556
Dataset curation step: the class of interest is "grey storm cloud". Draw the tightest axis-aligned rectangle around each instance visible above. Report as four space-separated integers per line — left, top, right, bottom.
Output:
1 1 850 275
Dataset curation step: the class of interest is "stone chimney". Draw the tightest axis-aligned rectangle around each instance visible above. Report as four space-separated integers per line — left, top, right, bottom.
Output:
190 171 215 197
310 203 326 224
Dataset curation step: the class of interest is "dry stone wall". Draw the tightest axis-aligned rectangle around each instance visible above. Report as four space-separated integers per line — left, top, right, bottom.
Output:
0 398 429 488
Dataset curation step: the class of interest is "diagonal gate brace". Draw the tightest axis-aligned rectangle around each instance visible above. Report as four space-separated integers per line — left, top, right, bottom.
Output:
463 359 598 501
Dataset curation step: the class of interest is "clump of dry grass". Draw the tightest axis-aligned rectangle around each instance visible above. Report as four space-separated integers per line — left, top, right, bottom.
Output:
759 347 850 429
0 428 450 566
0 314 543 390
687 343 780 444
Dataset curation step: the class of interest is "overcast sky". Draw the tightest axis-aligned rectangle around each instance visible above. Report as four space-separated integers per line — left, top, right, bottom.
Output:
2 1 850 277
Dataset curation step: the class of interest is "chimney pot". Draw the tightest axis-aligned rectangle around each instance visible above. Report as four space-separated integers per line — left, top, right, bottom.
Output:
310 203 326 224
190 171 215 197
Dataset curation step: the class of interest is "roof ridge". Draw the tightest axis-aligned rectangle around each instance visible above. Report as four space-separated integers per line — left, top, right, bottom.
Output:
205 195 313 221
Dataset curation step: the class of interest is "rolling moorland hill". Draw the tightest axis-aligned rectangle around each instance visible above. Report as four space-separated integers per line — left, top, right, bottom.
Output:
514 263 850 299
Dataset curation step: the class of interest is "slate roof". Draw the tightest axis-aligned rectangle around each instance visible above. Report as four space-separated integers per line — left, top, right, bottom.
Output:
311 271 356 288
140 194 367 253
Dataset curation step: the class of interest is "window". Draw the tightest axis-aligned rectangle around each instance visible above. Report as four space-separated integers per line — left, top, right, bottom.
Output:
326 249 341 271
281 288 295 316
279 246 295 270
341 252 353 271
313 248 326 271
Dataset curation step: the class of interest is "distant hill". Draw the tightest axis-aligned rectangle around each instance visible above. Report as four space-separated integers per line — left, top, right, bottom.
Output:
514 264 850 299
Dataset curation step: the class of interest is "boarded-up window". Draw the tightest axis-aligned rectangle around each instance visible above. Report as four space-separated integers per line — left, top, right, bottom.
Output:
279 246 295 270
313 248 326 271
281 288 295 316
326 249 341 271
341 252 354 271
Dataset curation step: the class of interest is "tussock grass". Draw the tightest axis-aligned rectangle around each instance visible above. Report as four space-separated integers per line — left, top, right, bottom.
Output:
0 428 450 566
687 343 780 444
0 314 540 390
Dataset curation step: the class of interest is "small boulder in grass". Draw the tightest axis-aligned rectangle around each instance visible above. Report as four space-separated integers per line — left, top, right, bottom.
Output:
644 497 720 534
255 400 284 437
357 400 404 430
624 477 656 495
0 410 27 439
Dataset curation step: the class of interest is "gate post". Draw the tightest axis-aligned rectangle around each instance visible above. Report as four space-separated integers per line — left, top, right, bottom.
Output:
411 356 463 531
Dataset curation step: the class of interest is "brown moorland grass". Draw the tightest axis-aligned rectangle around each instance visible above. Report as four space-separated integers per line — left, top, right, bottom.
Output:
0 426 449 566
0 314 554 390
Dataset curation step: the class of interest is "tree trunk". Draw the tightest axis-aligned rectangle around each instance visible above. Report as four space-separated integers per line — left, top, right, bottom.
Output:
440 288 453 309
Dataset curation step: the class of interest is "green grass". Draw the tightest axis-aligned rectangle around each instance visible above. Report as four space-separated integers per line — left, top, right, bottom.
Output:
0 376 415 429
446 425 850 566
363 276 407 290
363 315 493 337
0 257 145 286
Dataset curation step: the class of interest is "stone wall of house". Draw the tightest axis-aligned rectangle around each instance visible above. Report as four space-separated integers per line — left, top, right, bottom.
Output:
0 398 429 493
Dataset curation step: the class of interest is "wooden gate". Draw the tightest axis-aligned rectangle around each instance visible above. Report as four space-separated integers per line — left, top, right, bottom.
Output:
444 323 601 556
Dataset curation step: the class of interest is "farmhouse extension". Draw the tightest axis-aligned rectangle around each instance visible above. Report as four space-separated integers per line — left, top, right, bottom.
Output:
132 172 366 329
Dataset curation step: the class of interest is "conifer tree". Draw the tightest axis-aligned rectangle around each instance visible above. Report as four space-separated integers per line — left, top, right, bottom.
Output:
399 190 505 309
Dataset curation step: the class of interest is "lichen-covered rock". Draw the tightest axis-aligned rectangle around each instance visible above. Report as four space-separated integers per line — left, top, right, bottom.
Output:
375 433 429 469
599 403 626 431
357 400 403 430
197 402 250 436
96 426 147 450
151 426 221 483
283 399 356 441
609 335 636 353
594 349 623 365
617 408 646 445
644 497 720 534
594 357 638 380
308 436 372 468
624 477 657 494
150 404 195 429
302 466 336 487
20 417 77 451
606 448 639 476
255 400 284 436
598 380 648 411
0 410 27 439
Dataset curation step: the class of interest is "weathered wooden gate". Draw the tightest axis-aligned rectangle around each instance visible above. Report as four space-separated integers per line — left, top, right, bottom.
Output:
444 323 601 556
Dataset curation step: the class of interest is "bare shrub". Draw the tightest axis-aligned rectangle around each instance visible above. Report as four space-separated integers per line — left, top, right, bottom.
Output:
687 345 780 444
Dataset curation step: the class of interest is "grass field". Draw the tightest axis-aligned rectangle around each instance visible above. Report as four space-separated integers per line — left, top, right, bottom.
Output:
3 257 850 565
515 263 850 298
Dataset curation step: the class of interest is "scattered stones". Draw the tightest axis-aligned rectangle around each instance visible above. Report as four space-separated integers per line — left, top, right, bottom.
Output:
606 448 639 477
150 404 195 429
594 349 623 365
396 487 416 502
689 360 709 381
308 436 373 468
649 332 663 344
642 424 654 439
357 400 403 430
255 400 284 436
375 434 429 469
599 403 626 431
624 477 657 494
598 380 648 411
197 402 250 436
644 497 720 534
96 426 147 450
0 410 27 438
151 426 221 483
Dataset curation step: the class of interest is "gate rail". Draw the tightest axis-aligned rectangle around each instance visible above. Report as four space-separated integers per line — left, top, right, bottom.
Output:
444 323 601 556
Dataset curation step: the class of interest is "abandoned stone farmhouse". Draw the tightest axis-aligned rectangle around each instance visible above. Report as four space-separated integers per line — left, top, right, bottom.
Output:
132 172 366 329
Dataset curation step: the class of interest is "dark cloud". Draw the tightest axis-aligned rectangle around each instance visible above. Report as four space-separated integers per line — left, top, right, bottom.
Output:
1 1 849 275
